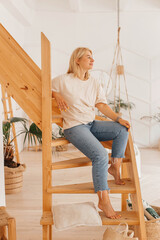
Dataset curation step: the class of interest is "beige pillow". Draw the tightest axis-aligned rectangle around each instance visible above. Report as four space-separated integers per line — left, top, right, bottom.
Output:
52 201 102 231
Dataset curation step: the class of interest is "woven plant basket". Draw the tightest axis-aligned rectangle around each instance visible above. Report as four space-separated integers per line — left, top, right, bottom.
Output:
129 205 160 240
4 164 26 194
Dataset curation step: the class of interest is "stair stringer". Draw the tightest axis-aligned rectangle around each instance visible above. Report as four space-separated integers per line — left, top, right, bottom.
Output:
0 24 42 129
123 133 147 240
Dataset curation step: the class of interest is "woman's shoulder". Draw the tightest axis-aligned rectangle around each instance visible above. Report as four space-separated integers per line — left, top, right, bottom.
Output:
89 74 101 85
52 73 73 82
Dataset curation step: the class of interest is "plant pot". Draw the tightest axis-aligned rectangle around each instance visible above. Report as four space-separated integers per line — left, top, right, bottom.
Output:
4 164 26 194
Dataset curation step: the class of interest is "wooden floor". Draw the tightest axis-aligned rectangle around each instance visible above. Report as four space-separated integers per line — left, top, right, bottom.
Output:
5 145 160 240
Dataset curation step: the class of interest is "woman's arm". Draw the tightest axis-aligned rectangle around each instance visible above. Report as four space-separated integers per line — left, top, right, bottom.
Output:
52 91 69 111
95 102 130 130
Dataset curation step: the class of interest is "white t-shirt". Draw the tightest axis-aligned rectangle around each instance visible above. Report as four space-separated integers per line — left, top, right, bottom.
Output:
52 73 107 130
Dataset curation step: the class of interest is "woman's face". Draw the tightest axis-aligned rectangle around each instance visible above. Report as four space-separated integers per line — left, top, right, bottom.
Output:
76 50 94 71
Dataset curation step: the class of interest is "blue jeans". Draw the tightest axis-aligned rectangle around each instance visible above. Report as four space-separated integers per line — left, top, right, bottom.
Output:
64 120 129 193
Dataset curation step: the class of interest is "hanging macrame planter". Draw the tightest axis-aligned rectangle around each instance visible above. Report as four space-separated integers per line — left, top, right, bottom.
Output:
106 0 133 137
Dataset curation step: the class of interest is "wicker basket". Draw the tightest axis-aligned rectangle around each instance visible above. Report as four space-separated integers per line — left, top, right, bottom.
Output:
145 205 160 240
130 205 160 240
4 164 26 194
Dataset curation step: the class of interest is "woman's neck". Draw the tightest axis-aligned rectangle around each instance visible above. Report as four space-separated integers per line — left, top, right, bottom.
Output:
79 70 87 81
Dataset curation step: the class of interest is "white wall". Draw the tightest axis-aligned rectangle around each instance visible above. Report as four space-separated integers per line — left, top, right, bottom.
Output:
0 1 160 148
23 10 160 147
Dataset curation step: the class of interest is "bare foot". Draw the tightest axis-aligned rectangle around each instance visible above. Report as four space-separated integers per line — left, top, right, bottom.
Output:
108 160 125 185
98 202 121 219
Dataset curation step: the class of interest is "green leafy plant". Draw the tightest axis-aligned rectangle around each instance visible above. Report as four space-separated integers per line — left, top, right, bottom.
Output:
3 117 45 167
22 122 42 146
3 117 65 167
108 98 135 113
3 117 28 168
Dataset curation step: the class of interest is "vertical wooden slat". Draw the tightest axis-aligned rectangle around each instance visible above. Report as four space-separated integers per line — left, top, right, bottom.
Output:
1 87 20 163
128 132 147 240
1 87 8 119
121 162 129 211
41 32 52 240
49 225 52 240
8 218 16 240
8 95 20 163
43 226 49 240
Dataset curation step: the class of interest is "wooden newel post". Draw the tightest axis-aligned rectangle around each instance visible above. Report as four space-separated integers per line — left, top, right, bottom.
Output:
41 32 52 240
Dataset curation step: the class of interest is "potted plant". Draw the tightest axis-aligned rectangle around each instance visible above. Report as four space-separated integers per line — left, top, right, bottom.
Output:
3 117 27 194
108 97 135 115
3 117 67 194
20 121 67 152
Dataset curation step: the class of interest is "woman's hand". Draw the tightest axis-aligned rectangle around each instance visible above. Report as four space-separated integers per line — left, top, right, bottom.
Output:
53 92 69 111
118 118 131 131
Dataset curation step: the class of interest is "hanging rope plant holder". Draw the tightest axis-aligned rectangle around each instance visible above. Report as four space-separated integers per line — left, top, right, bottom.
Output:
106 1 134 139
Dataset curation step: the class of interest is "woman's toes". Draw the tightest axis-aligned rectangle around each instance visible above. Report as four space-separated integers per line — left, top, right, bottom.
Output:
116 214 121 219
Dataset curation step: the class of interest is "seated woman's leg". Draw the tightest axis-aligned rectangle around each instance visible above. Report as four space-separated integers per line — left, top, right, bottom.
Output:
91 120 129 185
64 123 109 193
64 123 121 219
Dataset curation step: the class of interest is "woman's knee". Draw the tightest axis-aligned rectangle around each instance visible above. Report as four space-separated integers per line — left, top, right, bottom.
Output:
118 124 129 136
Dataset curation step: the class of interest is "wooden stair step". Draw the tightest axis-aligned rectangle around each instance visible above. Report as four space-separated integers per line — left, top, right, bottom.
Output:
47 179 135 194
51 138 70 147
100 211 139 225
52 157 91 169
52 138 113 150
51 156 130 170
40 210 139 226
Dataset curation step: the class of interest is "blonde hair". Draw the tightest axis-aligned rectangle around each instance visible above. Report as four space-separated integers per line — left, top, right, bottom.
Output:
67 47 92 80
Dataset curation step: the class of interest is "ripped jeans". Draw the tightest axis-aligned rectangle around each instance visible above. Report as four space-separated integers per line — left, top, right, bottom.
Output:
64 120 129 193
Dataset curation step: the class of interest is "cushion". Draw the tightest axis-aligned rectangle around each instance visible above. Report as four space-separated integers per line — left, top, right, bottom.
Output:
52 201 102 231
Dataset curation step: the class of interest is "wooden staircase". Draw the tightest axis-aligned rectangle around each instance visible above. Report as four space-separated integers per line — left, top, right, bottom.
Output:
0 24 147 240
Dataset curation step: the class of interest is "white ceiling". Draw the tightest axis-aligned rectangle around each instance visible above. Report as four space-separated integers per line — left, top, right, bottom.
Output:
1 0 160 58
24 0 160 12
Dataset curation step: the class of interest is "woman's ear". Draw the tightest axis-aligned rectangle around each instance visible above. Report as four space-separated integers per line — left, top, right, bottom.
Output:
75 58 79 65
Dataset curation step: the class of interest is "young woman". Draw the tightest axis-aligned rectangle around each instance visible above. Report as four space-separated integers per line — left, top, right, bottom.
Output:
52 47 130 219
